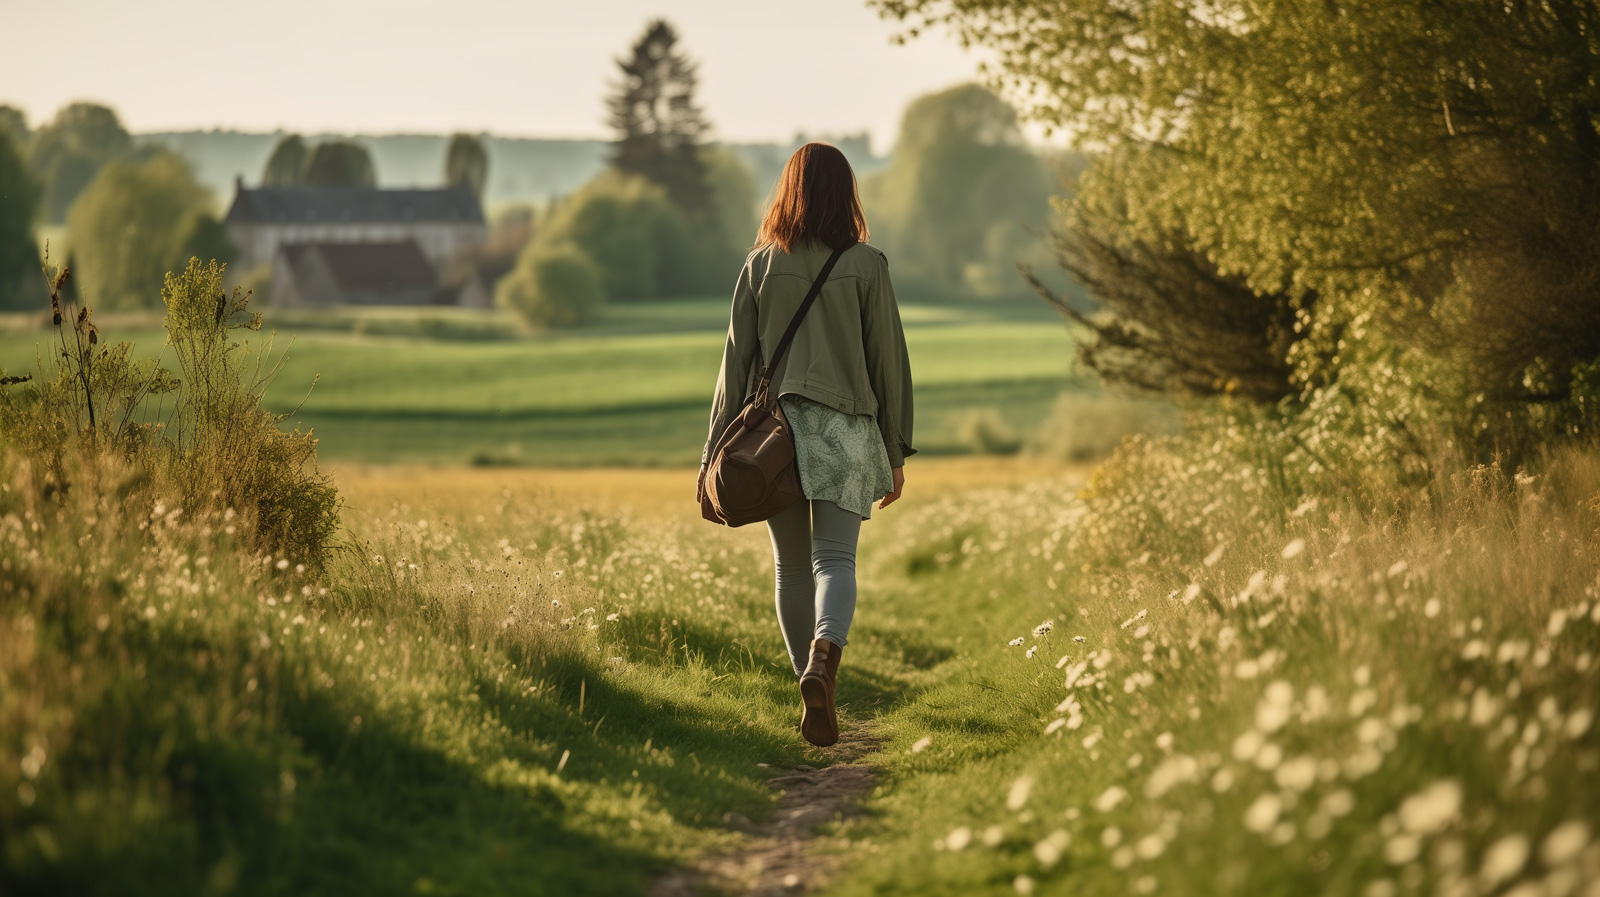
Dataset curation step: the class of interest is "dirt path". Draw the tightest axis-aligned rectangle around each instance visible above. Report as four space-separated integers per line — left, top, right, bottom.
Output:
652 722 882 897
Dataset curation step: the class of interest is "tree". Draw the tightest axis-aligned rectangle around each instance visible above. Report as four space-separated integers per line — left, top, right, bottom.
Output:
876 0 1600 446
445 133 489 202
300 140 376 188
607 20 713 223
28 102 132 222
496 242 605 328
0 130 44 310
67 151 236 310
0 105 27 152
534 171 695 300
261 134 308 186
863 84 1057 299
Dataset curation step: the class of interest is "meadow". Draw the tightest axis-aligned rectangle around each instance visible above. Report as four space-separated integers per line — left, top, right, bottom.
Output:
0 297 1089 466
7 442 1599 896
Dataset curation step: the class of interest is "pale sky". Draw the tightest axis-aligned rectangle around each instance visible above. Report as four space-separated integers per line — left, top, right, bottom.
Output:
1 0 989 153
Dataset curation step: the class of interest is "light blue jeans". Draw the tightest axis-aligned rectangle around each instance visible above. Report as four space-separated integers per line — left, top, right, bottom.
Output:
766 499 860 677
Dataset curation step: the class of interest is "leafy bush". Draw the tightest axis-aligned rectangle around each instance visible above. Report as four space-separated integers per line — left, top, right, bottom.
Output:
537 171 697 301
495 242 606 329
0 257 339 565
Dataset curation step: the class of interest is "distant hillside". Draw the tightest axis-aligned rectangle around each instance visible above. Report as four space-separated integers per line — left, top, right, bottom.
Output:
137 131 887 212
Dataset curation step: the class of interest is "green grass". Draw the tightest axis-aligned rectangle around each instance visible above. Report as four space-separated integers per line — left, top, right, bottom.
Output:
0 298 1083 465
9 445 1599 895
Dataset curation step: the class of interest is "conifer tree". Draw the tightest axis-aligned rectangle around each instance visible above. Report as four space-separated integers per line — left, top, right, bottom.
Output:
606 20 712 223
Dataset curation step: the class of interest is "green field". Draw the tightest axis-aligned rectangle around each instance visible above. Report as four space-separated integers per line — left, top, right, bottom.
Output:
0 298 1084 465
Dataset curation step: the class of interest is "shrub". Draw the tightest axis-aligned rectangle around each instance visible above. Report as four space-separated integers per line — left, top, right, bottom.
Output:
539 172 699 300
496 242 606 329
0 257 340 565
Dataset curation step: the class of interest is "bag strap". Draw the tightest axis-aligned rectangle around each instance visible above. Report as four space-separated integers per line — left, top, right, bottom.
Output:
754 243 851 403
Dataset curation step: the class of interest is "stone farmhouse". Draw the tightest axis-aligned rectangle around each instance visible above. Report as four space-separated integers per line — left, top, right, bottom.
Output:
223 180 490 307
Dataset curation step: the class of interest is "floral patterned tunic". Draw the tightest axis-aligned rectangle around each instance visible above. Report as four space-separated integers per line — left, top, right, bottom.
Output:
780 394 894 520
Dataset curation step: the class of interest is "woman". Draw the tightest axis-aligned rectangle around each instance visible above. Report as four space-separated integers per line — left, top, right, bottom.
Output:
699 143 915 748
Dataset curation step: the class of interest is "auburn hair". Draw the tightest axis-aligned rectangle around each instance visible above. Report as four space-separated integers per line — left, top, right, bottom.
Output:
755 142 869 253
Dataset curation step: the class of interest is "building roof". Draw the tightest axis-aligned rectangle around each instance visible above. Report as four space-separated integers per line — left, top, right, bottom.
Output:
279 241 438 292
227 183 485 225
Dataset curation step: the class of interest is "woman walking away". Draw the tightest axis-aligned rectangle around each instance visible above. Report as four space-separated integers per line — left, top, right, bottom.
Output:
698 143 915 747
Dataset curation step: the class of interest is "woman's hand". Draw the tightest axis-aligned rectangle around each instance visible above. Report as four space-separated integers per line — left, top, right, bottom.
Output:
880 466 905 509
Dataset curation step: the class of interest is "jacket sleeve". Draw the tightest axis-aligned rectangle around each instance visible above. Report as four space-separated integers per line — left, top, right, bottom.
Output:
862 254 916 466
703 262 760 465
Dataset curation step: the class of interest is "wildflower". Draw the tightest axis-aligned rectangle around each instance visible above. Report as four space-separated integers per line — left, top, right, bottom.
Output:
1073 635 1086 643
1398 780 1461 836
946 826 973 851
1101 826 1122 847
1211 768 1235 793
1243 793 1283 833
1009 637 1025 647
1033 829 1070 867
1155 732 1173 752
1232 730 1265 763
911 736 932 754
1145 754 1199 799
1013 875 1036 895
1547 609 1568 638
1274 756 1318 792
1135 834 1167 859
1093 785 1128 812
1204 544 1225 566
1424 598 1441 618
1320 789 1356 817
1565 709 1593 739
1045 718 1066 736
1281 538 1306 559
605 612 619 622
1007 776 1033 811
1479 834 1530 887
1034 621 1054 637
1026 646 1038 659
1384 834 1421 865
1539 820 1590 867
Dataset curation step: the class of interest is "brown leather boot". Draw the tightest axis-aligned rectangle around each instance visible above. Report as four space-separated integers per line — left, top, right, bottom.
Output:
799 638 843 747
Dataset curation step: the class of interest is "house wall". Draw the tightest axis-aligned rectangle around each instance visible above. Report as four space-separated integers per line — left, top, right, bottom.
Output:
231 221 488 270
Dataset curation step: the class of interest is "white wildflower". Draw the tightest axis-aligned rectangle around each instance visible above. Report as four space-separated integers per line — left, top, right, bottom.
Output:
1564 708 1593 739
1007 776 1033 812
910 736 932 754
1045 718 1067 736
1033 829 1070 867
1093 785 1128 812
1274 756 1318 793
982 825 1004 847
1211 768 1235 793
1547 609 1569 638
1135 833 1167 859
1424 598 1441 618
946 826 973 851
1479 834 1530 886
1073 635 1086 643
1281 538 1306 559
1144 754 1199 799
1026 646 1038 659
1204 544 1226 566
1243 793 1284 833
1384 834 1421 865
1398 780 1462 836
1034 621 1054 637
1009 637 1025 647
1539 820 1590 867
1013 875 1036 896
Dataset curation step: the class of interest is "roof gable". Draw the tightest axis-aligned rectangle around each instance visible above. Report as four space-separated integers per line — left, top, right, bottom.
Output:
227 185 485 225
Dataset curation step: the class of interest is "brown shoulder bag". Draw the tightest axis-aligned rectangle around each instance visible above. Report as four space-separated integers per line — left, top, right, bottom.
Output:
699 244 850 527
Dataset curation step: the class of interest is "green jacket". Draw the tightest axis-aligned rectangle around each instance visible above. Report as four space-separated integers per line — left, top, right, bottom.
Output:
704 240 916 466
